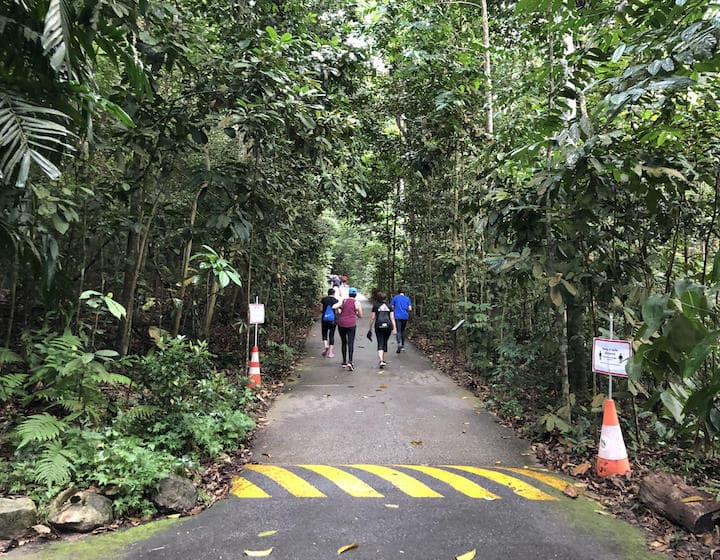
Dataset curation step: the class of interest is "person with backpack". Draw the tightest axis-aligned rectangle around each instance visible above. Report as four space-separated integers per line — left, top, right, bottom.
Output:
333 287 362 371
368 291 396 368
390 287 413 353
320 288 339 358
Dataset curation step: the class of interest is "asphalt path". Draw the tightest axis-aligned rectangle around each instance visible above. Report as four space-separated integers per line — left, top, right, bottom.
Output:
9 294 663 560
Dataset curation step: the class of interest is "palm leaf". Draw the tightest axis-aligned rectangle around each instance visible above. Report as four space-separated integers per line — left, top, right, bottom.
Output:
42 0 73 75
0 92 75 187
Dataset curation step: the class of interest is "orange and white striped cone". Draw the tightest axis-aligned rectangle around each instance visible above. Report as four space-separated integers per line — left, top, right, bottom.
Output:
596 399 630 477
248 346 261 388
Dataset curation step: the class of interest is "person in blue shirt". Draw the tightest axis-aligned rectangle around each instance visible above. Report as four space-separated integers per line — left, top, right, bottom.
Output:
390 287 413 353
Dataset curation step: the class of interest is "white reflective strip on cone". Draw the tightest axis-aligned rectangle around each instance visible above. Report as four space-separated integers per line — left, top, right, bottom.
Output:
598 425 628 460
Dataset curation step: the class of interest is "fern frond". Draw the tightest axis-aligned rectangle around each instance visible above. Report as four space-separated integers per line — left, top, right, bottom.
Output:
16 412 66 449
0 347 23 364
34 441 74 487
0 92 75 187
122 404 159 423
0 372 27 402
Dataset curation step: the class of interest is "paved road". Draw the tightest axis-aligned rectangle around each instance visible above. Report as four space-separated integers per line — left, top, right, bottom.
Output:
10 295 662 560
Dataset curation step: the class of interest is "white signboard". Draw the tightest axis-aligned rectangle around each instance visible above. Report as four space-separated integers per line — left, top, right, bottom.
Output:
592 338 632 377
248 304 265 325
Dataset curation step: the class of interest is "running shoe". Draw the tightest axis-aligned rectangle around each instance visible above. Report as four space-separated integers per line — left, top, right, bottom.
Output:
341 363 347 368
379 361 387 368
347 363 354 371
321 348 328 357
328 350 334 358
396 346 402 353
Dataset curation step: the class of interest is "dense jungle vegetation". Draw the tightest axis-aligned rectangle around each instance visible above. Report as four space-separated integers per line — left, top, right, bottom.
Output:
1 0 719 520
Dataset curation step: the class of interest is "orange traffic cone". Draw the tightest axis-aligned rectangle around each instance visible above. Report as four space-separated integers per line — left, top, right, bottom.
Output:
248 346 261 388
596 399 630 477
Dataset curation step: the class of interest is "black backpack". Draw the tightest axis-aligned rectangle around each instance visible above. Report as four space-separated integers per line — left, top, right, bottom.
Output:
376 303 391 329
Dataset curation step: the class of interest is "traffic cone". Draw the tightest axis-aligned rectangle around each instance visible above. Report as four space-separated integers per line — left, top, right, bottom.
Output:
248 346 261 388
596 399 630 477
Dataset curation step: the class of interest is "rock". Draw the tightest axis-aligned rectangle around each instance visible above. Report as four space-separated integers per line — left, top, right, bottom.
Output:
47 488 113 533
152 475 198 512
0 496 37 538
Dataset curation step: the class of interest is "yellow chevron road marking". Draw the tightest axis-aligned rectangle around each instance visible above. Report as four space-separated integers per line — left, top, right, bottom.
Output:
499 467 570 492
244 465 326 497
397 466 500 500
298 465 384 497
445 466 557 501
230 477 271 498
348 465 444 498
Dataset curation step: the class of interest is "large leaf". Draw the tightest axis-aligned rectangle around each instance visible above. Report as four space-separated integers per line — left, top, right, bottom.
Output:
0 93 75 187
42 0 73 74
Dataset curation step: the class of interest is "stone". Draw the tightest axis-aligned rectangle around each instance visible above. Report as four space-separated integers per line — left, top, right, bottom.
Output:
47 488 113 533
0 497 37 539
152 475 198 512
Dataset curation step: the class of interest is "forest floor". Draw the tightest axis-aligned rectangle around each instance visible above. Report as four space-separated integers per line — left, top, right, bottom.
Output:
411 332 720 560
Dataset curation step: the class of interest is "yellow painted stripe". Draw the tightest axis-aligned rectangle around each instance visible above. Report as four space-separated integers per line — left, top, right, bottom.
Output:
499 467 570 492
348 465 443 498
230 477 271 498
245 465 326 497
445 466 557 501
299 465 384 497
397 466 500 500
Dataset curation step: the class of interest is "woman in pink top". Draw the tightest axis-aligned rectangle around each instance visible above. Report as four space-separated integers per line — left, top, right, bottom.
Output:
333 287 363 370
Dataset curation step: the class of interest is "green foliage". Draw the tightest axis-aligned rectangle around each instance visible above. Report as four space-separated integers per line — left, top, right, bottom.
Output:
262 341 296 376
190 246 242 289
131 338 255 459
22 329 128 420
628 280 720 453
80 290 127 320
79 430 182 517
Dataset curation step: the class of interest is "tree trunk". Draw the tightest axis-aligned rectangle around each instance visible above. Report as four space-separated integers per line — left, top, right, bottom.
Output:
119 188 163 356
480 0 493 136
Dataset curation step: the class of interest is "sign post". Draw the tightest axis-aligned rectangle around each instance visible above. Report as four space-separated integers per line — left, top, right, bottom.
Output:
248 296 265 346
591 313 632 398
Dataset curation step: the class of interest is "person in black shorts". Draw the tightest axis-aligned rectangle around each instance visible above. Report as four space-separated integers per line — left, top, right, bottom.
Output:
320 288 338 358
368 291 396 368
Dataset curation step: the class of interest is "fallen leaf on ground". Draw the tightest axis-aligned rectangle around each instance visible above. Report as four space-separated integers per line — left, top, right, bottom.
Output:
337 543 359 554
572 462 592 476
681 496 704 503
410 440 424 446
32 525 51 535
563 485 578 498
594 510 616 518
244 548 273 557
385 504 399 508
257 530 277 537
379 384 387 389
166 513 181 519
455 549 476 560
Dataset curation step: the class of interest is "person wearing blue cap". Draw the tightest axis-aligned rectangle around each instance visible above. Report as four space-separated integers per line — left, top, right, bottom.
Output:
333 287 362 371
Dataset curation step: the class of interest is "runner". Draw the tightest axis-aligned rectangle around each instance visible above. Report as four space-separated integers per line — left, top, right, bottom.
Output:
333 287 362 371
390 287 413 352
320 288 339 358
368 291 396 368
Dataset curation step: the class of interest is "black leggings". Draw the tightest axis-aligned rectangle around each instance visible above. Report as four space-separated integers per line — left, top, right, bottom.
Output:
338 325 356 364
396 319 408 345
375 327 392 352
321 321 336 345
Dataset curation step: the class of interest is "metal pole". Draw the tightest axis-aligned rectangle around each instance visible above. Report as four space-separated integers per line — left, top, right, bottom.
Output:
608 312 614 401
254 295 259 348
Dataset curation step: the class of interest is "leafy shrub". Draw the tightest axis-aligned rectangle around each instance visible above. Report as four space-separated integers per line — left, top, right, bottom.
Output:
262 341 295 376
129 338 255 459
